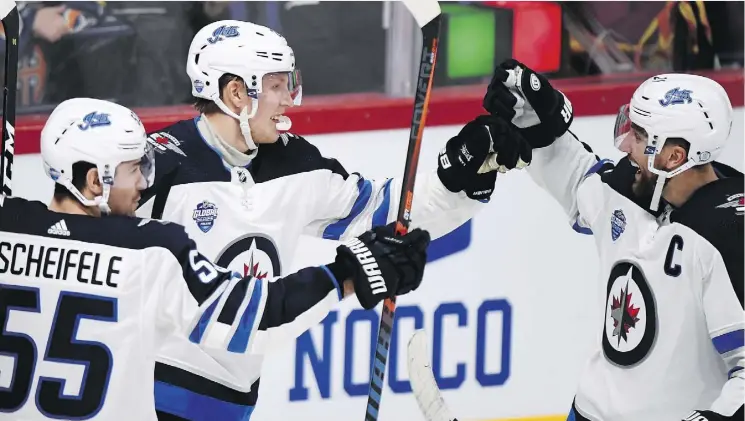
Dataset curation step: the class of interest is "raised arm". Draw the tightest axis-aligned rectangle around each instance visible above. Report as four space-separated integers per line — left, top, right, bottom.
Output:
303 115 531 240
482 59 622 233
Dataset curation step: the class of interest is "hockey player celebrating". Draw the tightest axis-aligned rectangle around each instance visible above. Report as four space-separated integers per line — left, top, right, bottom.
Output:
483 60 743 421
0 98 432 420
136 20 532 421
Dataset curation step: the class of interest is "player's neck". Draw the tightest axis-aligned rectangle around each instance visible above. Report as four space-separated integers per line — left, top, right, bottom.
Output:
662 164 719 208
49 196 101 217
203 112 251 154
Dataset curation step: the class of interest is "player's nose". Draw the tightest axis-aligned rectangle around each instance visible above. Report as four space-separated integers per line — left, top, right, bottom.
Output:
136 172 148 191
280 90 293 107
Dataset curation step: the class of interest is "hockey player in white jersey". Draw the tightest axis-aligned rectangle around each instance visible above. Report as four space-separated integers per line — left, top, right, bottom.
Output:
0 98 432 420
136 20 532 420
482 60 743 421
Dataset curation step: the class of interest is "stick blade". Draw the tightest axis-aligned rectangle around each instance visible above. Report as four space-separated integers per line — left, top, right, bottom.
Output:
407 330 457 421
401 0 441 28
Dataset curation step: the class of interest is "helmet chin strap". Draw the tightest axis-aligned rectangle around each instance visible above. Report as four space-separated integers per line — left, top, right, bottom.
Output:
239 103 259 150
60 178 113 215
214 97 260 152
646 152 697 212
215 97 293 150
96 185 113 215
649 173 666 212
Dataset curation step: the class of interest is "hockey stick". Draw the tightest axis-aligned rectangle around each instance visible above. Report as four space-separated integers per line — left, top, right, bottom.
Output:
364 1 442 420
407 330 458 421
0 0 18 214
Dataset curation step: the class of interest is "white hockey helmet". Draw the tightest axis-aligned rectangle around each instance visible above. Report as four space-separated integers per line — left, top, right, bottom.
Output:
40 97 154 214
613 73 733 211
186 20 302 150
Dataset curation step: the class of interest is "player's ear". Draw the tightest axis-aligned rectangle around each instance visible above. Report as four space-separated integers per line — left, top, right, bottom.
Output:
225 79 246 109
665 140 689 170
84 167 103 198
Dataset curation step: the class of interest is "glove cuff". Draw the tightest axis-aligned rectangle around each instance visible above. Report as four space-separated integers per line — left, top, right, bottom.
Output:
334 245 379 310
437 164 465 194
550 90 573 136
327 260 351 285
332 246 357 282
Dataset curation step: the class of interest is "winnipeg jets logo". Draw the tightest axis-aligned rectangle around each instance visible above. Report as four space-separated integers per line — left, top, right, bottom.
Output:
78 112 111 131
216 234 281 281
659 87 693 107
603 262 657 367
610 279 641 345
243 239 269 280
206 25 240 44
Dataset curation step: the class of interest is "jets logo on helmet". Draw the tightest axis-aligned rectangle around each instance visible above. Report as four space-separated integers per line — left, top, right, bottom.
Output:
186 20 303 151
206 25 239 44
614 73 734 211
78 111 111 131
658 87 693 107
40 98 154 214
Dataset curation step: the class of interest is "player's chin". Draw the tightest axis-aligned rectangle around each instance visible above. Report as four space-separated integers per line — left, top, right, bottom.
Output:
114 207 137 217
116 201 139 217
631 173 656 198
254 125 279 143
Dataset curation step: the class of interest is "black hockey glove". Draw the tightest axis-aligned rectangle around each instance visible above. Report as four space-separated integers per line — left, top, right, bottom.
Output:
333 223 431 310
483 59 573 148
437 114 532 201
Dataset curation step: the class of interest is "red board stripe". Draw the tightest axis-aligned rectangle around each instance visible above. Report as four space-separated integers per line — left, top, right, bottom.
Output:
8 69 744 155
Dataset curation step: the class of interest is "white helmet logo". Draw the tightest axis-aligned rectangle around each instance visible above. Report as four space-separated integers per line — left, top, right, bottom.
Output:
207 25 240 44
78 112 111 131
659 87 693 107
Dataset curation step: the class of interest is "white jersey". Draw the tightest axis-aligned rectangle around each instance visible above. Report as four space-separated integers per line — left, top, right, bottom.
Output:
136 117 485 420
528 133 744 421
0 197 341 421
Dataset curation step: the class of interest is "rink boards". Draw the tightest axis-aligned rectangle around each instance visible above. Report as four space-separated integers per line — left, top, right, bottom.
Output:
13 108 744 421
9 70 745 421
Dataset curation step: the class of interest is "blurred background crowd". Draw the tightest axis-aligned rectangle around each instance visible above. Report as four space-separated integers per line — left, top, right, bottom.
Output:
2 1 743 115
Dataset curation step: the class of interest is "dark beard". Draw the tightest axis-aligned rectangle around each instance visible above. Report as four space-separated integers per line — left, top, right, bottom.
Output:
604 157 663 215
632 169 658 201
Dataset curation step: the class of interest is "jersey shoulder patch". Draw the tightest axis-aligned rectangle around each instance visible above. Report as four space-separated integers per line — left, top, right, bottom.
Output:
146 118 203 159
148 130 188 158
